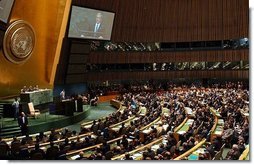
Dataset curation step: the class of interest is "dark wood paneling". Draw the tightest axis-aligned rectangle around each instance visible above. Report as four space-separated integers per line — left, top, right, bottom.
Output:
88 49 248 63
85 70 248 81
65 74 85 84
223 0 249 39
70 43 91 54
69 54 88 64
67 64 86 74
55 38 71 84
63 0 249 84
72 0 248 42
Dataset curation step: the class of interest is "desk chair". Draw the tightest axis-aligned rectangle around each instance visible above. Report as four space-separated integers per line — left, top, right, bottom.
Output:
28 102 40 119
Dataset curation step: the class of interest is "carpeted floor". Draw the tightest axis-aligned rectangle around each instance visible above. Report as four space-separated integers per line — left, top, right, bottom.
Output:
1 102 115 130
63 102 116 133
1 113 67 127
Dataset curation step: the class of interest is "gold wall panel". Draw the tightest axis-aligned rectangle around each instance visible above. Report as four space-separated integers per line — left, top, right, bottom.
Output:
0 0 70 98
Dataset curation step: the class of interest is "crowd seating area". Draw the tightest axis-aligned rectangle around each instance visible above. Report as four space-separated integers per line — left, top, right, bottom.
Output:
0 82 249 160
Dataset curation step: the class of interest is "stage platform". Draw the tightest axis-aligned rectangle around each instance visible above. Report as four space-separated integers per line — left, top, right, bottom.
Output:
0 105 91 138
0 94 119 138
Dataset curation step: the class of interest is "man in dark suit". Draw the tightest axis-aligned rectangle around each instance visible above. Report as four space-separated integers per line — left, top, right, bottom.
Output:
30 143 45 159
0 137 10 159
18 112 28 135
46 141 59 160
92 13 105 39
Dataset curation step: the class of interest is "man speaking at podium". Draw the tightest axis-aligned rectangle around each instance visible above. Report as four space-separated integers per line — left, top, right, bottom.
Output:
93 13 105 39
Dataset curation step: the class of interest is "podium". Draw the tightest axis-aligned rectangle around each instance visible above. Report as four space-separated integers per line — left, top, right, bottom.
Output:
53 99 75 116
61 99 75 116
77 99 83 112
51 99 82 116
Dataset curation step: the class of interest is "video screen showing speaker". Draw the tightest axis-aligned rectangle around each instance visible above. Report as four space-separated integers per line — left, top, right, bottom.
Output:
68 5 115 41
0 0 15 24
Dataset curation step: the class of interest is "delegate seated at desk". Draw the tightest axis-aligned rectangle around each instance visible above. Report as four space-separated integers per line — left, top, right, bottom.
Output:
187 146 211 160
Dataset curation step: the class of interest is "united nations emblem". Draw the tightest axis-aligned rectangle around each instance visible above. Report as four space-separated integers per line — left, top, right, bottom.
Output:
3 20 35 64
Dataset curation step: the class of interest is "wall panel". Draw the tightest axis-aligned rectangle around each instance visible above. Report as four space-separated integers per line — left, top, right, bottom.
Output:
72 0 248 42
88 49 248 64
85 70 248 81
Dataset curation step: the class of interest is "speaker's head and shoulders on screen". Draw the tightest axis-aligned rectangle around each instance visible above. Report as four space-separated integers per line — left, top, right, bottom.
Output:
68 6 115 41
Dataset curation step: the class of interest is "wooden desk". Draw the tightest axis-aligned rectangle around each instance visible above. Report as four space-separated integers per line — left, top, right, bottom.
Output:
210 108 221 118
140 120 168 143
110 116 138 133
174 138 206 160
211 118 224 142
112 137 164 160
239 144 249 160
139 117 161 142
67 116 161 160
174 118 194 142
67 135 124 160
210 107 224 142
110 99 122 109
188 147 206 160
139 106 147 116
161 107 169 116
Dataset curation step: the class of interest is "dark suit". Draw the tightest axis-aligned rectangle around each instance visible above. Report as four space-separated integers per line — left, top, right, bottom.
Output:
18 115 28 135
93 22 105 38
46 146 59 160
30 148 45 160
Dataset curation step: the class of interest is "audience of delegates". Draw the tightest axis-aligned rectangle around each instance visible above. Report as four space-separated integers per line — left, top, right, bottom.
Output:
0 81 249 160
